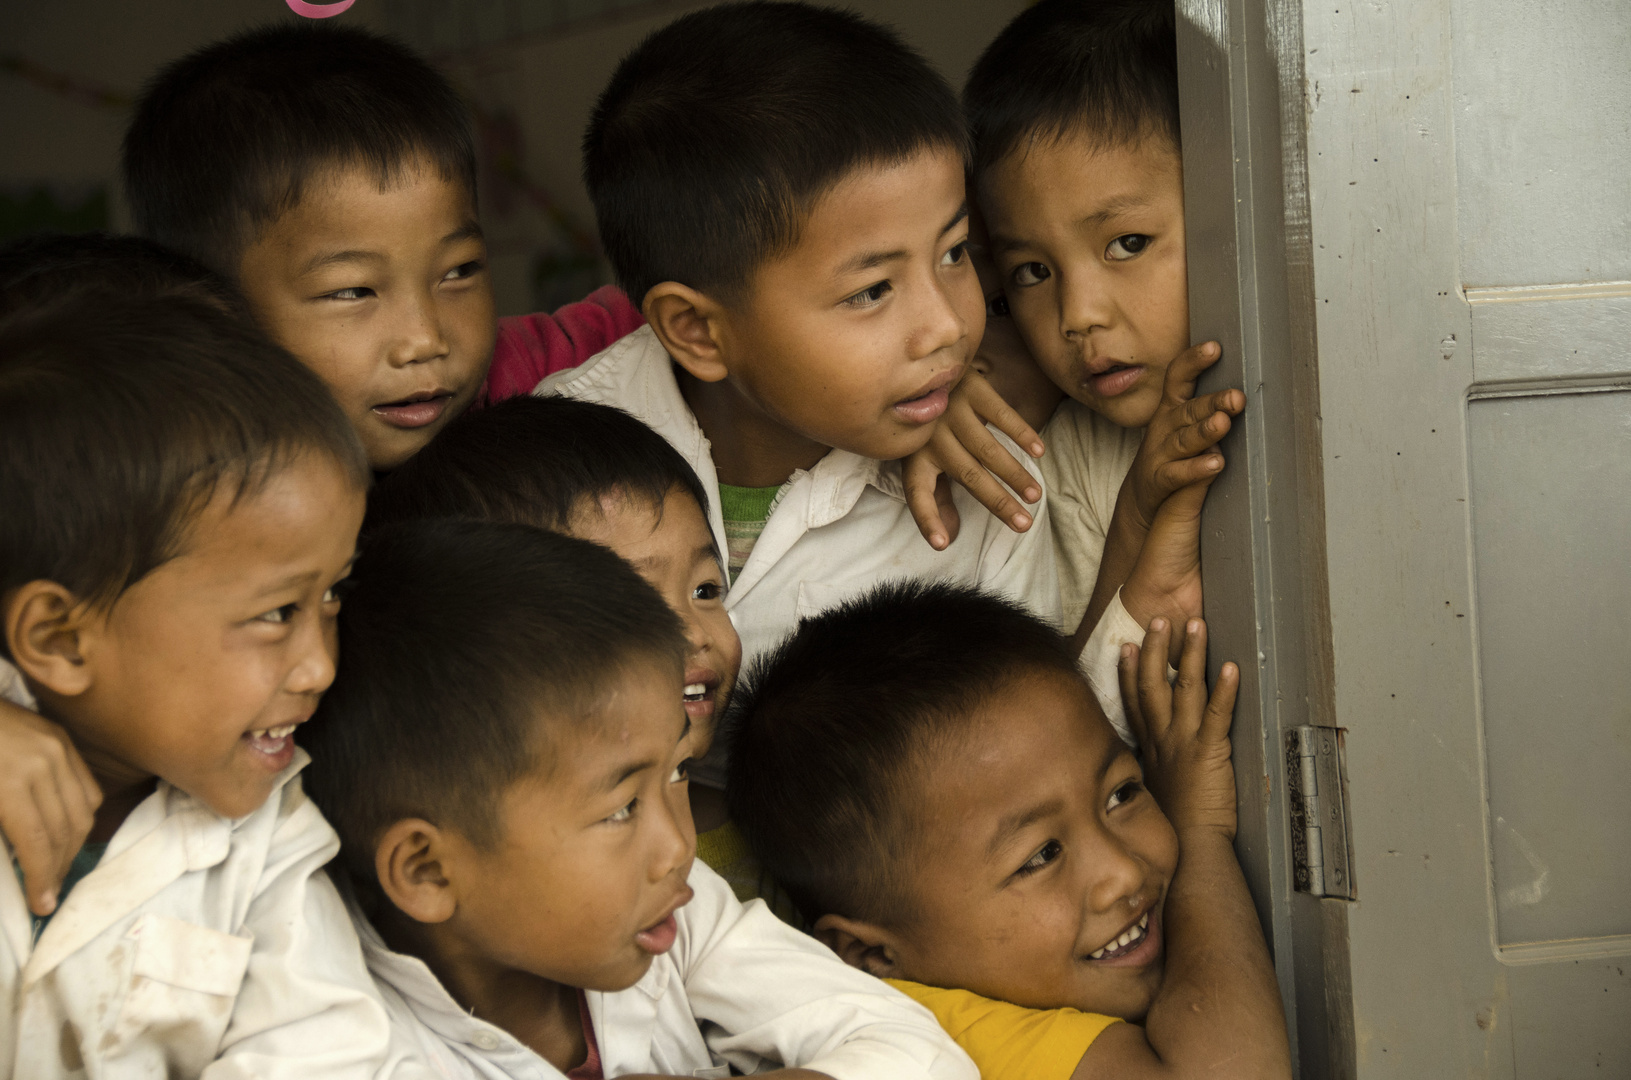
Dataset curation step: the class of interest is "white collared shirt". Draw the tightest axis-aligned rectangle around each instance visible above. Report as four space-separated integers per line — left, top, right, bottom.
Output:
0 682 425 1080
360 860 977 1080
535 326 1064 667
536 327 1143 743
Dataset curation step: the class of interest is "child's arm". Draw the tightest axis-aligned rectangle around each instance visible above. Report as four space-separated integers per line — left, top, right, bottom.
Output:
1077 343 1243 649
1076 618 1289 1080
903 369 1051 550
481 285 646 405
0 695 100 917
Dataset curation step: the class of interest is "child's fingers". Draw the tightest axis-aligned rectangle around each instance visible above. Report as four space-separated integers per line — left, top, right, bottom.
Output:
1173 618 1210 732
962 372 1046 459
1160 341 1223 405
1137 618 1175 738
4 789 66 917
903 454 959 550
947 403 1041 505
1151 452 1226 499
935 428 1036 533
1118 643 1150 747
1202 660 1241 743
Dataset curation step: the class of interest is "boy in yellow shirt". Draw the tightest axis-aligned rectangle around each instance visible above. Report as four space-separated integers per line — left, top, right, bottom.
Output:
728 584 1291 1079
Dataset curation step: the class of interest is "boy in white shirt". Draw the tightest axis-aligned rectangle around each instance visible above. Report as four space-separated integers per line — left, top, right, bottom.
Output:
298 518 977 1080
537 1 1061 670
0 293 421 1078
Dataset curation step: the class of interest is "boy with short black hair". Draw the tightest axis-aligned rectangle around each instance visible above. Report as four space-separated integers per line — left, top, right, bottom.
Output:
300 518 976 1080
950 0 1246 688
727 583 1291 1080
122 22 642 471
0 294 420 1077
544 0 1061 675
365 396 788 917
0 232 253 920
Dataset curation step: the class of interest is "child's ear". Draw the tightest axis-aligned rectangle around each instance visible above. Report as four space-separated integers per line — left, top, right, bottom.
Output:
4 581 96 698
376 819 457 925
812 913 904 979
644 283 730 383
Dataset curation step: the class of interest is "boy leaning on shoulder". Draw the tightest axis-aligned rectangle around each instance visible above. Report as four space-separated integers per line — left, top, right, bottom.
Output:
727 584 1292 1080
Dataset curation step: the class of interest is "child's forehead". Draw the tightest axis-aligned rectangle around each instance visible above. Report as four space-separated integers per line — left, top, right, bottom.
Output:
245 155 478 259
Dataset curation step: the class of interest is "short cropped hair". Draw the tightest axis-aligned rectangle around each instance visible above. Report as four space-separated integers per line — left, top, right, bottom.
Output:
366 395 712 537
964 0 1179 185
300 519 687 906
122 22 475 273
0 295 368 636
726 581 1083 925
583 1 967 307
0 232 247 325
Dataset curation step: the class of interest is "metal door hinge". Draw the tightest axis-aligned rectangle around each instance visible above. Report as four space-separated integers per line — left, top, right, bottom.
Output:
1286 725 1357 900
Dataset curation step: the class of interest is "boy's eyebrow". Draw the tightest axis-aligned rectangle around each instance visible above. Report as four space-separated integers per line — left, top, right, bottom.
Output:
600 716 693 792
1075 192 1156 230
833 203 970 278
986 797 1065 861
298 224 484 276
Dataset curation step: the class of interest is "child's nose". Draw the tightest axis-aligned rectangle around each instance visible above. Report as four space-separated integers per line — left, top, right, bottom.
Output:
909 271 972 361
651 785 695 883
1086 835 1150 913
388 291 451 367
1058 270 1115 340
286 617 338 697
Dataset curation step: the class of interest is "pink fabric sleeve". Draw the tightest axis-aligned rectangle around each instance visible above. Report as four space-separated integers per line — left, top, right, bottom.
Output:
479 285 645 406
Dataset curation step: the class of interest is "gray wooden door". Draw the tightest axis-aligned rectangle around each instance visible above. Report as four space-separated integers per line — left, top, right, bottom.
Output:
1176 0 1631 1075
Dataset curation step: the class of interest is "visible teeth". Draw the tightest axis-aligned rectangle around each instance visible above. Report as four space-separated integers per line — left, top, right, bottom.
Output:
1118 930 1133 947
1090 946 1106 959
1139 912 1149 929
1090 915 1150 960
249 724 297 740
683 683 707 700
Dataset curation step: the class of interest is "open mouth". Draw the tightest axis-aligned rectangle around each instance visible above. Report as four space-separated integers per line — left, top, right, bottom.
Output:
683 671 722 718
892 367 964 426
1087 910 1157 963
634 884 695 955
372 390 454 429
243 722 302 767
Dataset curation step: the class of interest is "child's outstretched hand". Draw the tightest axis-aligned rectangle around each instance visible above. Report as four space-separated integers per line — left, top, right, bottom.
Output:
902 368 1046 550
1122 341 1244 541
1118 617 1239 838
0 698 101 916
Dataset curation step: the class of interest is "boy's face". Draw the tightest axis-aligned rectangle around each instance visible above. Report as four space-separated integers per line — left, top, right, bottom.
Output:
569 487 740 759
440 658 697 992
713 146 984 461
981 133 1189 429
237 160 497 471
52 454 363 818
886 668 1178 1019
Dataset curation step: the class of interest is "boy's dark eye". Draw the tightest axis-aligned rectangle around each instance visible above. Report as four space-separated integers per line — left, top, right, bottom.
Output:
941 241 970 267
1017 839 1063 876
694 581 723 602
1107 779 1145 811
986 292 1011 318
1012 262 1050 288
670 758 692 784
324 286 374 301
1106 234 1152 261
444 259 486 282
844 281 892 307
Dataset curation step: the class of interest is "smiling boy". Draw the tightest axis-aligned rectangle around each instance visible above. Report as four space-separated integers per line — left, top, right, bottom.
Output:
541 1 1060 666
0 294 421 1077
728 584 1291 1079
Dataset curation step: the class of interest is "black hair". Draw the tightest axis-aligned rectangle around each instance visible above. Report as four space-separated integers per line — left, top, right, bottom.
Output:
0 294 369 641
366 395 712 539
122 22 475 273
300 518 687 907
725 580 1084 925
0 232 248 325
964 0 1180 186
583 0 967 307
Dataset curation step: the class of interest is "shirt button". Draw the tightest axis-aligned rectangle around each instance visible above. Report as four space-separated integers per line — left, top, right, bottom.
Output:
472 1032 500 1051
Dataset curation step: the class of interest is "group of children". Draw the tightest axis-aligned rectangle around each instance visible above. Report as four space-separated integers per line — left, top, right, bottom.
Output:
0 1 1290 1078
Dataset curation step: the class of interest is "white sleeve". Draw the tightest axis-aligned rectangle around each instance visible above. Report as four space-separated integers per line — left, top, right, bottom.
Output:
678 864 977 1080
1078 588 1148 747
970 429 1064 630
204 780 432 1080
